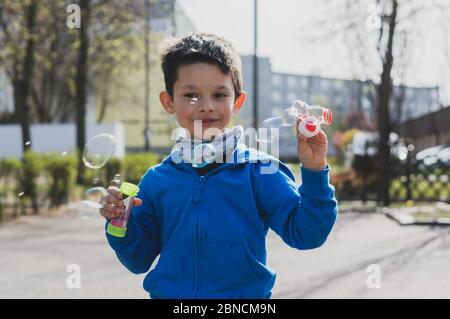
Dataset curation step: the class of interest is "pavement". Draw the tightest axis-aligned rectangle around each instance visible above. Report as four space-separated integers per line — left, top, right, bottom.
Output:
1 204 450 299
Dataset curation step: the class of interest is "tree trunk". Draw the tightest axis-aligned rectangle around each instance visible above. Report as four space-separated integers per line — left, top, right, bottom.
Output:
13 0 39 214
14 0 38 153
376 0 398 206
75 0 91 185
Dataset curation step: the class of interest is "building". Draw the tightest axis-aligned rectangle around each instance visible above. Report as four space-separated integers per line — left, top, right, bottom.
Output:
130 0 196 37
399 106 450 152
91 0 197 152
239 55 441 159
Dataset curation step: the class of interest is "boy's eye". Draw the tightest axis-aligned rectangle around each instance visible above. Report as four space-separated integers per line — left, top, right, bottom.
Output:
184 93 198 99
214 93 228 99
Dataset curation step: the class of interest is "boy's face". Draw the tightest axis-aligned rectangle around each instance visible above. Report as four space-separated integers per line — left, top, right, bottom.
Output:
160 63 246 140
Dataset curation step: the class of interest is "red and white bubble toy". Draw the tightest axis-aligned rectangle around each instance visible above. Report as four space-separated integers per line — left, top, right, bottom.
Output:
293 100 333 138
258 99 332 139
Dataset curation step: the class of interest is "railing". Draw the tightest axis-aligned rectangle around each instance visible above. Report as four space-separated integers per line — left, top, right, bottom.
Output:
334 149 449 203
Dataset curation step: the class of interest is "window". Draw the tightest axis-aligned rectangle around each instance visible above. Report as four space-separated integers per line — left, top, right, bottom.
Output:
272 74 283 86
334 80 344 89
287 76 297 88
320 80 329 90
272 91 282 103
287 92 297 102
406 88 414 99
301 77 309 88
271 108 282 116
430 89 439 101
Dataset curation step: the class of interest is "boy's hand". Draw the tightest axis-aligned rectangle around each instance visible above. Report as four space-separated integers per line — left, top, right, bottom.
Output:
99 186 142 220
296 118 328 171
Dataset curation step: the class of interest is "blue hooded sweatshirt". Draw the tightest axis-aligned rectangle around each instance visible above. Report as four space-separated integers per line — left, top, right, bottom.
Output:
106 144 338 299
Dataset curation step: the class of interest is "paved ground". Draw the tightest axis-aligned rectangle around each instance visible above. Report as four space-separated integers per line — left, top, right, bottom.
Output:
1 204 450 299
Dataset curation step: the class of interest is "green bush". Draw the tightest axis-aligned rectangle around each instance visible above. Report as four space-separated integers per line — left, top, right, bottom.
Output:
44 153 77 208
0 158 21 221
15 152 44 214
0 151 163 222
122 153 161 185
104 157 122 185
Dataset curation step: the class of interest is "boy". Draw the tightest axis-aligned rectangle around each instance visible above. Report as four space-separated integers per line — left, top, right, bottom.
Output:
100 33 338 299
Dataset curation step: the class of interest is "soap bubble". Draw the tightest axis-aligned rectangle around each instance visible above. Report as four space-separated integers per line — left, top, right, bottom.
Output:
80 186 108 219
257 106 298 143
259 106 298 129
189 97 199 105
192 143 216 168
82 134 116 169
111 174 122 187
256 100 332 142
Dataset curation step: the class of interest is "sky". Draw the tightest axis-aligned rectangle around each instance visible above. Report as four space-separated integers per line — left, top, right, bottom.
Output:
178 0 450 105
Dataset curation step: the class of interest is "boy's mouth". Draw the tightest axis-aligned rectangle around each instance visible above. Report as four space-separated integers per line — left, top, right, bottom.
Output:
192 119 220 124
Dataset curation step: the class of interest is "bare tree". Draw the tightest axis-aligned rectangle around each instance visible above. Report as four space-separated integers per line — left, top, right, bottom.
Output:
376 0 398 205
0 0 40 214
74 0 91 184
297 0 450 205
0 0 38 152
30 0 78 124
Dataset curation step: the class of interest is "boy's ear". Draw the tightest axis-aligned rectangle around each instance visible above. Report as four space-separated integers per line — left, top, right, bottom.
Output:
233 91 246 113
160 91 175 114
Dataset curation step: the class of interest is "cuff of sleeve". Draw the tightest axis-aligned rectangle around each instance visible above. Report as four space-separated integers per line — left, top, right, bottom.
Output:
299 164 332 195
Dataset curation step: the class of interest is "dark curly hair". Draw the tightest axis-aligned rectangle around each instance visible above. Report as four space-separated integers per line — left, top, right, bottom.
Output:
161 33 242 100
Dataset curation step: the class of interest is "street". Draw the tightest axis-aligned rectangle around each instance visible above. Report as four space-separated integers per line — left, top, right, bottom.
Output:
1 206 449 298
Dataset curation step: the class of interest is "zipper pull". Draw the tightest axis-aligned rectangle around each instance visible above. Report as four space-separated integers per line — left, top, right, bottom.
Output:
193 176 205 203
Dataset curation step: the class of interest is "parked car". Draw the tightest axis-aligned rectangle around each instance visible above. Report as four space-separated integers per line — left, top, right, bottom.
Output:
415 144 449 169
350 131 407 159
437 146 450 168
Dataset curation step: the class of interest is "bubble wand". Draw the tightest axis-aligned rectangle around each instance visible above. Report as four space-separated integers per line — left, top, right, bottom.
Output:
82 181 139 238
257 100 333 140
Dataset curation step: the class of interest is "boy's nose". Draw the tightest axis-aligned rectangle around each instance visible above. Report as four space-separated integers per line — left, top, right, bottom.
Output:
198 98 216 112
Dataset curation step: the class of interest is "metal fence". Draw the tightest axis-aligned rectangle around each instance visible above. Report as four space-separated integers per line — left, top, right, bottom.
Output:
334 147 449 203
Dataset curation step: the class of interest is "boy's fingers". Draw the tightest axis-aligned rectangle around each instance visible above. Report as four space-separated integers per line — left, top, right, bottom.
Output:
134 198 142 207
100 206 123 219
100 187 140 219
105 193 124 207
107 186 123 200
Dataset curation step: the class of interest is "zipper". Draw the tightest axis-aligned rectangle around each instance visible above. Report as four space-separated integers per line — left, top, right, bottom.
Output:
185 161 245 297
193 175 204 298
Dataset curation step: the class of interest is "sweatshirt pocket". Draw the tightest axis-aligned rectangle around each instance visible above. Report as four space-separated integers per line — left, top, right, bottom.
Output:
199 242 264 298
143 242 194 298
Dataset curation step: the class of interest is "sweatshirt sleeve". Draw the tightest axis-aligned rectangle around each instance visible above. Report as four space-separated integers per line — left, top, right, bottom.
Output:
105 178 160 274
256 161 338 250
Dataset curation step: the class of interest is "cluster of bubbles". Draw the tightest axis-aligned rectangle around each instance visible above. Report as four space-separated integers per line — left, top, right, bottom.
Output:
257 100 332 142
80 133 118 219
82 133 117 169
78 101 332 217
